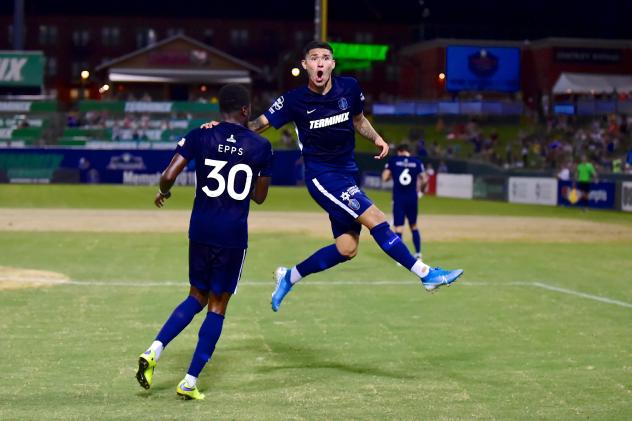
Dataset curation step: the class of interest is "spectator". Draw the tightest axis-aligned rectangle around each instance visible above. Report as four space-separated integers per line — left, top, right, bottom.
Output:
557 162 571 181
437 160 448 173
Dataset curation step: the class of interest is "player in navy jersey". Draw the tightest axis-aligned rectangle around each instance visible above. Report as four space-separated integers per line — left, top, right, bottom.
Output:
382 143 428 258
135 84 273 400
203 41 463 312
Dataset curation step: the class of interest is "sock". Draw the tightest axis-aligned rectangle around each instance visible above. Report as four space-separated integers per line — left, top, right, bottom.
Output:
395 232 403 240
370 222 417 270
187 311 225 377
411 229 421 254
149 340 164 361
295 244 348 280
411 260 430 278
290 267 302 284
155 295 204 348
184 374 197 387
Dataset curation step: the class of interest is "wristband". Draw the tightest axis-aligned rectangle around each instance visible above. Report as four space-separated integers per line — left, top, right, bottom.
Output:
158 189 171 198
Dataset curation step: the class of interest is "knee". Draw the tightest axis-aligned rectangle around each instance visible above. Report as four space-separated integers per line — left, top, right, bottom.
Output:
337 243 358 259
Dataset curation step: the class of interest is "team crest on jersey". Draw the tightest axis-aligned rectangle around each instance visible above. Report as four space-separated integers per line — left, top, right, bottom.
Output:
226 134 236 143
268 96 284 114
338 97 349 110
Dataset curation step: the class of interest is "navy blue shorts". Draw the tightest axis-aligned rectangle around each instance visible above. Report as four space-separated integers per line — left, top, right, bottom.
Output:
392 197 418 226
306 172 374 238
189 240 247 296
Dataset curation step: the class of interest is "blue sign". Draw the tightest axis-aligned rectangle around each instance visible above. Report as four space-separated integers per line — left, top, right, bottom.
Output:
558 180 616 209
446 46 520 93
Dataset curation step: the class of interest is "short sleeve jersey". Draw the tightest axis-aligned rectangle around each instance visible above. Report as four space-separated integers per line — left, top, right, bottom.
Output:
384 155 425 201
264 76 365 176
576 162 596 182
175 123 273 248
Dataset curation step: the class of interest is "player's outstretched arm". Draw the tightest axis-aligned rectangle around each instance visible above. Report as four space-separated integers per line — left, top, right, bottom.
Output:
352 112 389 159
381 168 392 182
247 114 270 134
154 153 188 208
251 176 271 204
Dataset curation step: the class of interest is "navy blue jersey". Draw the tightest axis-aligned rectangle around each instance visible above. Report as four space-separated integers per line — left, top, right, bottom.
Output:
175 123 273 248
385 156 425 200
263 76 364 176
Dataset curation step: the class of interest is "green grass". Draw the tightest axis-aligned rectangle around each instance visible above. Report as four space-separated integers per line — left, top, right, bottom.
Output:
0 231 631 419
1 184 631 419
1 184 631 226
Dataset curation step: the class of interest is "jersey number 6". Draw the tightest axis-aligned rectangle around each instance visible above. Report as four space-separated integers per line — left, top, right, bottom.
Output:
398 168 412 186
202 159 253 201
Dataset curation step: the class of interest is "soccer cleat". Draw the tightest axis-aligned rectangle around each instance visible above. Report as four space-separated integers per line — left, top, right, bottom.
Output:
136 349 157 390
421 267 464 292
271 267 293 312
176 380 205 400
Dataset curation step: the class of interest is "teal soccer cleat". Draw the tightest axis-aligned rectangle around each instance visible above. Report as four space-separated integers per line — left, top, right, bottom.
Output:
271 267 293 312
421 267 464 292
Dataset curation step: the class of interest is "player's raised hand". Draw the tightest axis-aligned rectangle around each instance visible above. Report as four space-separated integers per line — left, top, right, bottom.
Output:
374 137 389 159
154 190 171 208
200 120 220 129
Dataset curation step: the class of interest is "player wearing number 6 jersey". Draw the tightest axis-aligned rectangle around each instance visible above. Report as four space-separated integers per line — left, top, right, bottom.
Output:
135 84 273 400
382 143 428 258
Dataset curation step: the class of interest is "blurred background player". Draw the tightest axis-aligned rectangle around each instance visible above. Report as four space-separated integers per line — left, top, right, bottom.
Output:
206 41 463 311
381 143 428 259
135 84 273 400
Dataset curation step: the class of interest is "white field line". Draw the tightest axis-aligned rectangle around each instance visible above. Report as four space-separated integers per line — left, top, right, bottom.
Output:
63 280 632 309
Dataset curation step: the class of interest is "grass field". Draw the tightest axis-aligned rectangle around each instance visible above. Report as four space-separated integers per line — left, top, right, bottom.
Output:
1 185 631 420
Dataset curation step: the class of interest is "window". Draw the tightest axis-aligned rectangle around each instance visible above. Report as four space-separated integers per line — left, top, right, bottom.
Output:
230 29 249 47
45 56 57 76
167 28 184 37
72 29 90 47
39 25 58 45
101 27 120 47
71 61 89 78
136 28 156 48
354 32 373 43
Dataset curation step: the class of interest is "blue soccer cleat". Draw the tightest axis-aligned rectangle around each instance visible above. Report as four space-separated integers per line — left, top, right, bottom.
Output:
271 267 293 312
421 267 464 292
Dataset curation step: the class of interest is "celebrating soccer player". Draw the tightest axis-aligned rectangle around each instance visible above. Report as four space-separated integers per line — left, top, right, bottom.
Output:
136 84 273 400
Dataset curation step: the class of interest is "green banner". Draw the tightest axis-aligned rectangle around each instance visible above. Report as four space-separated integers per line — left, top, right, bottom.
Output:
0 101 56 113
79 100 219 114
0 51 44 87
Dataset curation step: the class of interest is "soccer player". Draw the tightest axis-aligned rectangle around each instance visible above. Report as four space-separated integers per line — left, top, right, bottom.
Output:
205 41 463 312
135 84 273 400
381 143 428 258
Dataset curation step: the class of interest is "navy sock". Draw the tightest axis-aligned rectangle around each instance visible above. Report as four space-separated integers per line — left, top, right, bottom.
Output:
296 244 348 277
370 222 417 270
187 311 225 377
156 295 204 347
411 229 421 254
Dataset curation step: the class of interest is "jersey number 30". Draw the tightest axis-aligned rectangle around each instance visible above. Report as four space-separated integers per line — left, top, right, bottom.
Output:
202 159 253 200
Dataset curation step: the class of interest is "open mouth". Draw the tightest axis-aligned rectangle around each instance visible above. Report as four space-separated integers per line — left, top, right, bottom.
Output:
316 70 324 82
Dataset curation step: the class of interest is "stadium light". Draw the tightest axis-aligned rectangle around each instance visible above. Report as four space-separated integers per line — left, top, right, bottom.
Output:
291 67 300 77
438 72 446 80
80 70 90 80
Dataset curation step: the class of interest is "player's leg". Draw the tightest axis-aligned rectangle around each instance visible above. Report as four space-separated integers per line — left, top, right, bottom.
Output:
272 228 358 312
357 204 463 291
407 199 422 258
177 292 231 401
392 199 405 240
136 241 211 390
177 246 245 400
136 286 207 390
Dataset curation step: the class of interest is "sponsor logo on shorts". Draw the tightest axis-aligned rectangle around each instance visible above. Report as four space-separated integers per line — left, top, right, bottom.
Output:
348 198 360 211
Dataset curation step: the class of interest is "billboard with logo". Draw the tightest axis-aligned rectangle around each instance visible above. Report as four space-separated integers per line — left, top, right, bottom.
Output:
558 181 616 209
619 181 632 212
0 51 44 87
446 46 520 93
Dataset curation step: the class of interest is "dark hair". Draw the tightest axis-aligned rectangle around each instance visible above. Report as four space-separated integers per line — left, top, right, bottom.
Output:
396 143 410 153
218 84 250 114
303 40 334 57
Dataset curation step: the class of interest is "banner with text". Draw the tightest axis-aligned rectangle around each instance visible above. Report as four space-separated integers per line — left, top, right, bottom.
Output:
621 181 632 212
558 180 616 209
436 173 474 199
508 177 557 206
0 52 44 87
